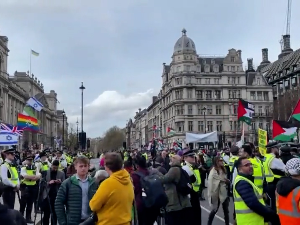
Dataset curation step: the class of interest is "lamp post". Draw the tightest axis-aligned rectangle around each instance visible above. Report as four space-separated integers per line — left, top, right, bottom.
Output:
79 82 85 149
76 118 79 148
202 107 207 133
62 109 65 147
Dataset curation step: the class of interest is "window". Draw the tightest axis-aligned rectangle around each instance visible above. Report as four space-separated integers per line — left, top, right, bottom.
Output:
232 77 236 84
214 78 219 84
265 106 269 116
207 105 213 115
188 105 193 114
205 78 210 84
196 78 201 84
259 122 263 129
175 105 184 115
250 92 256 100
176 66 181 72
216 121 222 131
216 105 222 115
206 90 212 99
198 121 204 132
237 90 241 98
258 106 263 116
231 66 235 72
228 77 230 84
196 90 203 99
175 90 183 99
196 66 201 72
237 77 240 84
176 121 184 132
257 92 262 100
175 78 182 85
263 92 269 101
211 59 215 65
213 65 219 73
230 121 233 131
251 122 256 131
266 122 270 131
233 104 238 114
186 76 191 84
234 121 241 130
188 121 193 131
207 121 213 132
198 105 203 114
187 89 192 98
231 57 235 62
185 65 190 71
200 106 206 115
215 90 221 99
256 78 261 85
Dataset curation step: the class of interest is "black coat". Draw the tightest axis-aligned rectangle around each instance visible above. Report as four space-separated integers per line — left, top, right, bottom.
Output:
0 203 27 225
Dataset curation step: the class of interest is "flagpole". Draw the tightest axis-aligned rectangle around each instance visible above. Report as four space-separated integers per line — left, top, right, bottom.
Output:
30 50 32 76
241 123 245 143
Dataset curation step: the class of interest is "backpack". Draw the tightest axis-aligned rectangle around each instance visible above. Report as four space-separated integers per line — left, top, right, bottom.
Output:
134 171 168 209
173 166 192 196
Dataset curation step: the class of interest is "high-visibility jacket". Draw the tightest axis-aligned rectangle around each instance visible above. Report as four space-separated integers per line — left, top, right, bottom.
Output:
22 165 36 186
233 175 265 225
142 153 148 160
4 162 19 186
263 153 282 183
276 186 300 225
229 155 239 172
249 157 264 193
41 162 49 172
181 162 201 192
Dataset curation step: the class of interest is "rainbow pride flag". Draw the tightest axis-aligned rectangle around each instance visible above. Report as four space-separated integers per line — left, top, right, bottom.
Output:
17 113 39 132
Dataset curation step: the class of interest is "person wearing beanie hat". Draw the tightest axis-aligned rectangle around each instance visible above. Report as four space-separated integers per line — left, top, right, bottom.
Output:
276 158 300 225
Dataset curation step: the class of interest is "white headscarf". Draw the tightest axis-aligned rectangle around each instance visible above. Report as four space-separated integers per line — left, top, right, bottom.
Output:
285 158 300 176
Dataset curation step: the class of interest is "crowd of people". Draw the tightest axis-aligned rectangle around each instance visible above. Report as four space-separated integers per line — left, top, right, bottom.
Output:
0 142 300 225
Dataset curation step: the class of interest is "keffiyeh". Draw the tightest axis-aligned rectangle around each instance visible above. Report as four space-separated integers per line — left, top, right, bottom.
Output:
285 158 300 176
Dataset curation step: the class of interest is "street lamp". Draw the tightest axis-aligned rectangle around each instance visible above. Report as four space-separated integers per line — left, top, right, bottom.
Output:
62 109 65 146
76 118 79 148
79 82 85 149
202 107 207 133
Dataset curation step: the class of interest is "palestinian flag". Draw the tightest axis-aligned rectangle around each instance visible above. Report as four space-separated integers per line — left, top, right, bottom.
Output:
238 99 254 125
272 120 297 142
167 127 175 136
291 99 300 122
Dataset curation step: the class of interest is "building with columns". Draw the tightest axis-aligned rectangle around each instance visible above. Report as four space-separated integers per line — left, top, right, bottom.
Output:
0 34 63 149
125 29 274 149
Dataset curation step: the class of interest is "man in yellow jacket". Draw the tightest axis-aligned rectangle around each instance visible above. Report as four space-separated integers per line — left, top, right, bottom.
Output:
90 152 134 225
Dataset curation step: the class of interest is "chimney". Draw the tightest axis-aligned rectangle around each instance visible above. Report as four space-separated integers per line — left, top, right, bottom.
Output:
138 108 141 113
247 58 253 71
262 48 269 62
283 35 291 50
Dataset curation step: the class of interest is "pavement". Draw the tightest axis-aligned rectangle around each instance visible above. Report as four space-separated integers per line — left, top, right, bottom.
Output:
90 158 235 225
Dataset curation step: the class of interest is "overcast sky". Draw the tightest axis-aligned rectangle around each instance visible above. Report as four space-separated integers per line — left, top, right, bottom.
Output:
1 0 300 138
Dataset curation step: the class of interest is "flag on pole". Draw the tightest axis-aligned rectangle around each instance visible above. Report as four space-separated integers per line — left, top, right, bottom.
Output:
0 131 19 146
166 127 176 136
291 99 300 122
26 97 44 111
237 99 254 125
31 50 39 56
272 120 297 142
0 123 23 136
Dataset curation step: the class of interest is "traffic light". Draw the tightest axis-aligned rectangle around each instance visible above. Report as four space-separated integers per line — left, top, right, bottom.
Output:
79 132 86 149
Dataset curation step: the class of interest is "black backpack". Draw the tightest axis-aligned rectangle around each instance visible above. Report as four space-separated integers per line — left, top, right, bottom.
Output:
174 166 192 196
135 171 168 209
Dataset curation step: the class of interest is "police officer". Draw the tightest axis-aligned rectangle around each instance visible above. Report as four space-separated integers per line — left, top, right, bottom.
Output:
35 151 51 177
20 155 41 223
182 149 202 224
52 150 67 172
0 147 20 209
263 142 285 211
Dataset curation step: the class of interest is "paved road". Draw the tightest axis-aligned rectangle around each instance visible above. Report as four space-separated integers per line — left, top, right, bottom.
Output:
91 158 235 225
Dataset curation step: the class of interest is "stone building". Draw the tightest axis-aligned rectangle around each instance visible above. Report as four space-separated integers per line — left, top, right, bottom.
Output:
0 34 62 148
147 96 161 142
158 29 273 147
261 34 300 122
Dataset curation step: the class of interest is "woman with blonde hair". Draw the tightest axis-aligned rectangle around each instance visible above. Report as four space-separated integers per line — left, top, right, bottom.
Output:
207 156 230 225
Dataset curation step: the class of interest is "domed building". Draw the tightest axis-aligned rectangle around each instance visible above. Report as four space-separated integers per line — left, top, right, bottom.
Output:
155 29 274 148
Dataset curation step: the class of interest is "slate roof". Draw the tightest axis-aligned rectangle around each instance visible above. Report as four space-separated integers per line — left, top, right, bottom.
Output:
261 48 300 84
198 57 225 72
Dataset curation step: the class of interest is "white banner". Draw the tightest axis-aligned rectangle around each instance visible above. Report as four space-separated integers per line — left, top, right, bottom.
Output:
185 131 218 143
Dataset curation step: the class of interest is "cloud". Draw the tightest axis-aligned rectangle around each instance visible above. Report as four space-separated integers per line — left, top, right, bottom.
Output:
68 89 154 136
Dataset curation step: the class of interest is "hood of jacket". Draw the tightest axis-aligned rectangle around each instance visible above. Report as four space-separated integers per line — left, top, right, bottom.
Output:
110 169 131 185
276 177 300 197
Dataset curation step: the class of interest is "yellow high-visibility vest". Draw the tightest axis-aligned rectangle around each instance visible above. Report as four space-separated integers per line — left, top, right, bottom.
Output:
4 162 19 186
249 157 264 193
233 175 265 225
22 165 36 186
229 155 239 172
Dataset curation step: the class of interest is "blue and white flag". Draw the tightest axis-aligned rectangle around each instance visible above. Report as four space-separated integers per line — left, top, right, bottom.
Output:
27 97 44 112
0 131 19 146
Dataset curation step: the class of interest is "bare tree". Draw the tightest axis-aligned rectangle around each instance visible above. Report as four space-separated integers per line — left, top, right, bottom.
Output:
101 126 125 151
